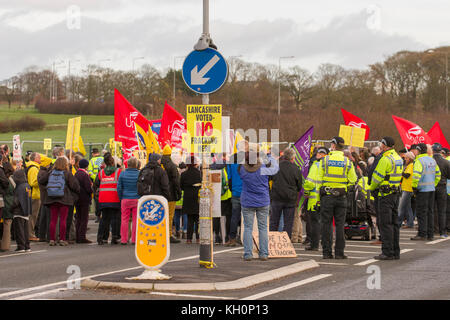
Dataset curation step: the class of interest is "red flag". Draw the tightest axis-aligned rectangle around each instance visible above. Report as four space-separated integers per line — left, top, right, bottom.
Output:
427 122 450 149
392 115 432 149
158 102 186 149
341 108 370 140
114 89 151 160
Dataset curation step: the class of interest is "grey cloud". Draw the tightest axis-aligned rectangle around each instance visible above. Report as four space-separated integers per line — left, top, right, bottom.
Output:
0 10 426 79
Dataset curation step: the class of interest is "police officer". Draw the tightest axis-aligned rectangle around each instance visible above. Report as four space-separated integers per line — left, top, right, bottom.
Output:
317 137 357 259
303 147 329 251
88 148 104 223
431 143 450 238
369 137 403 260
410 143 441 241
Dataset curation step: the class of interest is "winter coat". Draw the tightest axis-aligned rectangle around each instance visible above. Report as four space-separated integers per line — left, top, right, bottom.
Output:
137 161 170 200
0 164 9 197
26 161 41 200
180 166 202 215
74 169 93 206
40 168 80 207
433 153 450 190
238 155 279 208
161 155 182 202
37 164 52 207
11 170 32 218
117 168 140 200
2 176 16 220
271 160 303 207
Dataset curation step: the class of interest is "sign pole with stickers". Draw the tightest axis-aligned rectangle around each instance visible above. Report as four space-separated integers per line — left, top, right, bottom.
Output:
182 0 228 269
127 195 171 280
13 135 22 162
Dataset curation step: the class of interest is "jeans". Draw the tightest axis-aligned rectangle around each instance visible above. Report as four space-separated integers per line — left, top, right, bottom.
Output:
229 196 242 240
174 209 187 232
242 205 270 259
120 199 138 244
398 191 414 228
270 200 295 238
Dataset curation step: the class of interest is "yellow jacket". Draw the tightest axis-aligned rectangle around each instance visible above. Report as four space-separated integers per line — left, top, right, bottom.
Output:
27 161 41 200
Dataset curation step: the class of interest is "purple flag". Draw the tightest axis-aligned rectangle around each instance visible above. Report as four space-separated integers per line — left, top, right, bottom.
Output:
292 126 314 209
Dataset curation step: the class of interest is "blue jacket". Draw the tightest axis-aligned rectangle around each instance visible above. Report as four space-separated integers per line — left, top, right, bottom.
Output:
238 155 279 208
117 168 140 200
227 163 243 198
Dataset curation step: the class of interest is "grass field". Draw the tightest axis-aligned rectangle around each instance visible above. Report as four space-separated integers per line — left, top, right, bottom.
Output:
0 104 115 155
0 104 113 126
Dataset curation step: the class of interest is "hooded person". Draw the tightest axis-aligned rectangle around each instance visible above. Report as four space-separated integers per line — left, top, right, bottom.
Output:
11 170 33 252
160 145 182 243
74 159 94 243
137 153 170 200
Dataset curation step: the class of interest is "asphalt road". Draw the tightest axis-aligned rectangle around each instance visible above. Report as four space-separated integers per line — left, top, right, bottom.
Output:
1 217 449 301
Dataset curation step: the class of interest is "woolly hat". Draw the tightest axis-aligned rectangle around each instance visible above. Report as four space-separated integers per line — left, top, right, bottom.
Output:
79 159 89 169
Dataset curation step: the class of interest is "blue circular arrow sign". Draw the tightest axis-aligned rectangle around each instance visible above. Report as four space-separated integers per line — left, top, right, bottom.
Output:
182 48 228 95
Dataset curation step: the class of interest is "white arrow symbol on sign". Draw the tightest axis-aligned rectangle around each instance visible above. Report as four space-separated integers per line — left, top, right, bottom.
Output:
191 54 220 85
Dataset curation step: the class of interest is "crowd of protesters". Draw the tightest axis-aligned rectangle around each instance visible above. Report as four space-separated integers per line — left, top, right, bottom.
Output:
0 138 449 263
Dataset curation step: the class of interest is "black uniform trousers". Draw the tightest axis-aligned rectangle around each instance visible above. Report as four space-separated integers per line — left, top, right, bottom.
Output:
416 191 435 239
309 209 321 249
320 194 347 257
377 192 400 258
434 188 447 235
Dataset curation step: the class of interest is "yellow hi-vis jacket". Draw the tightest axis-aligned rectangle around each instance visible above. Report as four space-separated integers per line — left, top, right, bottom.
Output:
412 154 441 191
88 156 103 181
317 151 357 191
369 149 404 196
358 176 374 201
303 160 321 211
221 168 232 201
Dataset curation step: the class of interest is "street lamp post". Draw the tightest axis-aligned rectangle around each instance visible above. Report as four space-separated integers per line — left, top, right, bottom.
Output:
277 56 294 125
172 56 186 106
132 57 145 104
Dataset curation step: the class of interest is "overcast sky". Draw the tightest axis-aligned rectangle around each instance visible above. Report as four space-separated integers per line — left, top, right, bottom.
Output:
0 0 449 80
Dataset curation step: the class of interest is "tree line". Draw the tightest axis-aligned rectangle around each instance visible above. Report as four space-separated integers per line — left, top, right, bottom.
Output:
0 46 449 142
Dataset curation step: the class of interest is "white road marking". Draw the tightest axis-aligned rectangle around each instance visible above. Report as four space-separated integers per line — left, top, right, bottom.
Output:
354 249 414 266
317 262 348 266
296 253 368 259
0 247 241 299
10 288 69 300
426 238 450 245
241 274 332 300
149 292 236 300
0 250 47 258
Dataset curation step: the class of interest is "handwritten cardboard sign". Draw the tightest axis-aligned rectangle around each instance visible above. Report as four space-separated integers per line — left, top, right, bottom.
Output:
252 229 297 258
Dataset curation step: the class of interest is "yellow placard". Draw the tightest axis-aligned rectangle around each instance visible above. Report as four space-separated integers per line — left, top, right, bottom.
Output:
65 117 81 150
109 138 123 158
135 196 170 270
132 150 147 168
339 125 366 148
43 139 52 151
73 136 86 156
187 104 222 154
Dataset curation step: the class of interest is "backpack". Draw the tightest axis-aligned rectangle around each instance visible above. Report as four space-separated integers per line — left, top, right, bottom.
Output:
137 167 155 196
47 170 66 197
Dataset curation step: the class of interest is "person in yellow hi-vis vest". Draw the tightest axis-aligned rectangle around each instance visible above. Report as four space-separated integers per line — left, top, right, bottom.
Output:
317 137 357 260
410 143 441 241
369 137 404 260
303 147 329 251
